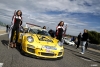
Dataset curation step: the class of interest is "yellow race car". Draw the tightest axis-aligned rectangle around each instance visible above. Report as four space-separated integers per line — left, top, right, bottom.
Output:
17 26 64 59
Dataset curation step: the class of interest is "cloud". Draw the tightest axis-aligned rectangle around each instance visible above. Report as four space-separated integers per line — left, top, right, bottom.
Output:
0 0 100 36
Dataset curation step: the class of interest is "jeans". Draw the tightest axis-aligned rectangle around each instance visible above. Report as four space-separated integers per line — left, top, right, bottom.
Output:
81 41 86 53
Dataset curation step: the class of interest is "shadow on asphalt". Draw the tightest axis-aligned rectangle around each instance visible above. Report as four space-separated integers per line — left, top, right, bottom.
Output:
24 55 63 61
1 40 9 46
15 43 63 61
64 46 79 54
64 45 100 63
73 53 100 64
86 50 100 56
64 45 100 57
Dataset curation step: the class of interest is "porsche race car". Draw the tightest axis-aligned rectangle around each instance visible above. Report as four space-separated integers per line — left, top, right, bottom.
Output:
15 24 64 59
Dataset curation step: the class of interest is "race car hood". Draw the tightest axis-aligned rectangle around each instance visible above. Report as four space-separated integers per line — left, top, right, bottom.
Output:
25 33 58 46
36 35 58 46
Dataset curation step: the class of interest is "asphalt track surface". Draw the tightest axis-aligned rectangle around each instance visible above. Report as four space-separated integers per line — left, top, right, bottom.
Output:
0 34 100 67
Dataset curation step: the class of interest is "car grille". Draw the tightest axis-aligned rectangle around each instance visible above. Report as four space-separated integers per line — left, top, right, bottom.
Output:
41 52 54 56
27 48 35 53
58 52 62 56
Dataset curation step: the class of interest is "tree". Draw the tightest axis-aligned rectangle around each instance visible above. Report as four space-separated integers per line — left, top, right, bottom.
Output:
88 30 100 44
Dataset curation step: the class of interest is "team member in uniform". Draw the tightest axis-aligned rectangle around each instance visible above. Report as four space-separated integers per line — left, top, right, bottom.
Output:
56 21 67 42
10 10 22 48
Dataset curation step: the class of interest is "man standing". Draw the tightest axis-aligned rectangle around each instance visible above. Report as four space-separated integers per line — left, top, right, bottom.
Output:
6 25 9 33
76 33 81 49
80 29 88 54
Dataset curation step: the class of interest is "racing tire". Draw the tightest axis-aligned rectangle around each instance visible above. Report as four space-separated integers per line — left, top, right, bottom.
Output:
20 45 25 56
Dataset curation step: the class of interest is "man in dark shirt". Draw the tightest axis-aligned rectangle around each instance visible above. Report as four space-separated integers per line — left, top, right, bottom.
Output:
48 29 55 38
6 25 9 33
80 29 88 54
76 33 81 48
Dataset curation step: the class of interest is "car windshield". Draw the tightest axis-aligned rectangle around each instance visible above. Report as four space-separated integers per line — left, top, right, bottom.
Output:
29 29 50 36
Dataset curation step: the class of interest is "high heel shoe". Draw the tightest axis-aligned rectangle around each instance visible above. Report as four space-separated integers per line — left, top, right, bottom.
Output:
13 43 16 48
10 42 13 48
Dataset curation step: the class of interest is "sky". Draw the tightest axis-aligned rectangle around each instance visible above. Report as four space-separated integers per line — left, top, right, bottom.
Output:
0 0 100 36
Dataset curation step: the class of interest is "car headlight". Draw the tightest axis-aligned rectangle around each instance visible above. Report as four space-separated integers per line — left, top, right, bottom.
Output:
58 41 63 47
27 44 35 48
42 45 57 50
27 36 34 43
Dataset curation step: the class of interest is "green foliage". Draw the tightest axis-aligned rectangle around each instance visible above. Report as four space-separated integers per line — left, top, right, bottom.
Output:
88 30 100 44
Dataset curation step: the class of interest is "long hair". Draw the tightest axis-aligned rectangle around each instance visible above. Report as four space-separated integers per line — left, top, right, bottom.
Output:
58 21 64 26
16 10 22 16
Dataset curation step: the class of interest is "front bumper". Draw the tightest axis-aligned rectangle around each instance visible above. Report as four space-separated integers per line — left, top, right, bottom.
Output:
22 46 64 59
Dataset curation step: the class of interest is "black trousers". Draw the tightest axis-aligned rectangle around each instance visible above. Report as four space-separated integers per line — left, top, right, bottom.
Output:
77 40 81 48
10 26 19 43
57 35 62 42
85 42 88 49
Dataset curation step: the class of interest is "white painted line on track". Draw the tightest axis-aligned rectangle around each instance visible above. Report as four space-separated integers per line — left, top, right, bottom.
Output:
81 58 91 61
81 58 98 67
91 64 98 67
0 63 3 67
0 33 7 36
